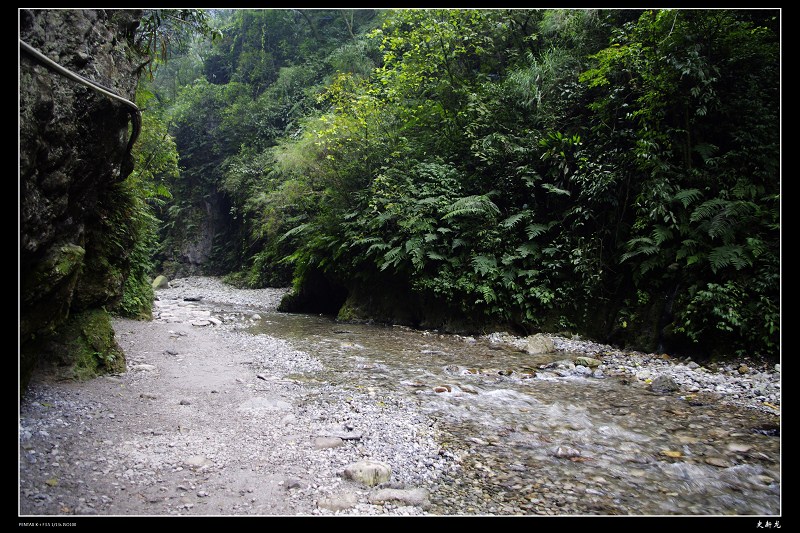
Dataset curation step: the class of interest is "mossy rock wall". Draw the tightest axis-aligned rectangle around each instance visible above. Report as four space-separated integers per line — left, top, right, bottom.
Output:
23 309 126 385
20 9 142 391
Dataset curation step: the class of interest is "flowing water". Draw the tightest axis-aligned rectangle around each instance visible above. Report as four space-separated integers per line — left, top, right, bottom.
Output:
245 310 780 516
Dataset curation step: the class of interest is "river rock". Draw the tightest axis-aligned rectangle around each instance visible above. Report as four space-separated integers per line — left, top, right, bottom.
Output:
237 397 292 412
313 437 344 449
184 455 212 469
325 430 363 441
343 460 391 487
152 275 170 289
284 478 304 490
525 334 555 354
544 360 575 370
369 487 430 508
649 375 680 393
553 446 581 458
318 492 358 511
575 356 602 368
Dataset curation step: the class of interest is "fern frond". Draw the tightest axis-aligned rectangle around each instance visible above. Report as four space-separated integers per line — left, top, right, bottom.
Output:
442 195 500 220
380 246 405 271
651 225 673 246
501 211 528 229
352 236 384 248
541 183 571 196
673 188 702 208
471 255 498 276
526 223 552 239
708 244 751 273
690 198 728 223
365 242 391 256
278 222 312 243
516 242 540 258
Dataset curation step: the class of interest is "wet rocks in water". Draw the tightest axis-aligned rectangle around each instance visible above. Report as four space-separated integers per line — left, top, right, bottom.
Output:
574 356 601 368
343 460 392 487
726 442 752 453
649 375 680 393
752 424 779 437
433 386 452 393
553 446 581 459
543 360 575 371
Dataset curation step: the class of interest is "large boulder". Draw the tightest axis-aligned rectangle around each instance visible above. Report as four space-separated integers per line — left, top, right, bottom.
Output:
525 333 556 354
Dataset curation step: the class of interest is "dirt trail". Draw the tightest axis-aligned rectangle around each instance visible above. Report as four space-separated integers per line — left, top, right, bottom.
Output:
20 316 313 515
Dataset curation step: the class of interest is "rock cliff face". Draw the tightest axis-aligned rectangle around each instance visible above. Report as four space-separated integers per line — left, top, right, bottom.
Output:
20 9 142 389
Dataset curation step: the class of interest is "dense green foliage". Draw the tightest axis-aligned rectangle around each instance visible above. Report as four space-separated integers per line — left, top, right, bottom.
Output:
153 9 780 359
115 11 206 317
116 89 179 318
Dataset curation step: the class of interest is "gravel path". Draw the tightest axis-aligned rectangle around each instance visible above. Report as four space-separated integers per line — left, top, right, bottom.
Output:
19 277 780 518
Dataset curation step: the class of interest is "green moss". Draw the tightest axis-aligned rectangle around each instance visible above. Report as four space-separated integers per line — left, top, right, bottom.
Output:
45 309 126 381
22 244 85 307
54 244 86 277
336 298 367 322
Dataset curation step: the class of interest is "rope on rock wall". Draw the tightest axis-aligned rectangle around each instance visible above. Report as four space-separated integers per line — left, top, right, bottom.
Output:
19 39 141 154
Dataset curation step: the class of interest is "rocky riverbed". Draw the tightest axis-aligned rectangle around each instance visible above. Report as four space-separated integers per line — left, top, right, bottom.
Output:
19 277 781 517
